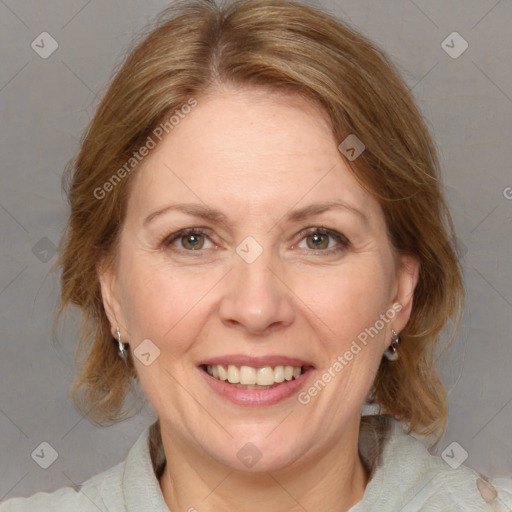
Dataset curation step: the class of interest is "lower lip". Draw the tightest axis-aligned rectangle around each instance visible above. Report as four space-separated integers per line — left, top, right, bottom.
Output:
198 367 314 406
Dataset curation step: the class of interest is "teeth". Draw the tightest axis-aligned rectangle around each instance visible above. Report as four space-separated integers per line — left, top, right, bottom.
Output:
205 364 306 385
240 366 257 385
256 367 274 386
218 365 228 381
227 365 240 384
274 365 285 383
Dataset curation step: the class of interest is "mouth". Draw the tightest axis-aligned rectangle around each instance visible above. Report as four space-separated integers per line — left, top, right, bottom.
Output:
197 355 316 405
199 363 314 390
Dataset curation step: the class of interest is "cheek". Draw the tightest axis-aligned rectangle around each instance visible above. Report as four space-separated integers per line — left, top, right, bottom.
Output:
293 255 394 345
118 251 221 352
118 255 181 339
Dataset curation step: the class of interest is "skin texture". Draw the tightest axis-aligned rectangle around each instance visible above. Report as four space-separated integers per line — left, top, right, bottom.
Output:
99 88 420 512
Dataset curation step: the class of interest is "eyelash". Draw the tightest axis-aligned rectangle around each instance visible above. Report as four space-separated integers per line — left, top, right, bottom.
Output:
162 226 351 256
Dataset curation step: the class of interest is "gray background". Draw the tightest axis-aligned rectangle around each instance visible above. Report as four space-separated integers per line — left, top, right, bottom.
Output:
1 0 511 501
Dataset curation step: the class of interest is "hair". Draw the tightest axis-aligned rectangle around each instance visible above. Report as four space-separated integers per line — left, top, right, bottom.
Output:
53 0 464 463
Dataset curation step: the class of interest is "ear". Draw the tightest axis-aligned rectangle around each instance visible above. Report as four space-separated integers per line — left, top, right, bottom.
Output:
98 260 127 339
391 252 420 334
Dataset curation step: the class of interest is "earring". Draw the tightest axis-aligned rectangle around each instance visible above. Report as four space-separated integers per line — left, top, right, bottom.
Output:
383 329 402 361
116 326 129 363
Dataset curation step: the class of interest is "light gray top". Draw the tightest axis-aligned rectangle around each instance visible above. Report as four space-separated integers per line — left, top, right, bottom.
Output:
1 417 511 511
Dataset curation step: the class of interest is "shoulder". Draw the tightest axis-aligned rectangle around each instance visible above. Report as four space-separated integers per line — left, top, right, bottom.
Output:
0 460 124 512
0 425 168 512
0 426 155 512
355 416 512 511
397 452 512 512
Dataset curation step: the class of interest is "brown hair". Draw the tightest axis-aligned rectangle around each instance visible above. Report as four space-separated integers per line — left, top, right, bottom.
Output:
54 0 464 447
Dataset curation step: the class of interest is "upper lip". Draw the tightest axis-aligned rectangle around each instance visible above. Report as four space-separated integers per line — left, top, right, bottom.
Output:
198 354 315 368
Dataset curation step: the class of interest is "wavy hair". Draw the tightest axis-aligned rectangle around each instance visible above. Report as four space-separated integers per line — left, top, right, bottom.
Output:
54 0 464 451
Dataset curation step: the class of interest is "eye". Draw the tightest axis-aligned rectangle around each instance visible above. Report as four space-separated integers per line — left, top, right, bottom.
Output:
164 228 214 251
162 227 349 255
295 227 350 254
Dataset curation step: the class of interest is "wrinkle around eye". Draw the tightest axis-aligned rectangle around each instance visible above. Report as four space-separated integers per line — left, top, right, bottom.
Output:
151 223 361 261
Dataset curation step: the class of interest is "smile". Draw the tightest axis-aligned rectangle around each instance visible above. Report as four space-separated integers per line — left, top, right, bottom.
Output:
202 364 308 389
198 361 315 406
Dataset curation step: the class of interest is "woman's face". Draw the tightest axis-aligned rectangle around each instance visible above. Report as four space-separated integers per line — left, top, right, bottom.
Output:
100 88 419 472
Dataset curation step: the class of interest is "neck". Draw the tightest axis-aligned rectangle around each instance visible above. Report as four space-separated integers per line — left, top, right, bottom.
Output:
158 425 369 512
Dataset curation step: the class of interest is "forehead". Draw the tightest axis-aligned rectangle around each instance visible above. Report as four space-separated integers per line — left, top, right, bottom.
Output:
126 89 382 224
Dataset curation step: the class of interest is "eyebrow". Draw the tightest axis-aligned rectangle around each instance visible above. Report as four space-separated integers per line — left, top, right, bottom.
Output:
285 200 368 226
143 203 229 226
143 199 369 227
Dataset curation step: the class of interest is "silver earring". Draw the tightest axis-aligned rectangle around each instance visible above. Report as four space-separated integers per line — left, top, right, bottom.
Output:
116 326 129 363
383 329 402 361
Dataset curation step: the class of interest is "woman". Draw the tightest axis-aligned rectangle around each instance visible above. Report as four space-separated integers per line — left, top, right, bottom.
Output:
1 0 511 510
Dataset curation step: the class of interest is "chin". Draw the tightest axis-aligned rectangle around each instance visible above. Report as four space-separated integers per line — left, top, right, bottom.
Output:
207 433 306 473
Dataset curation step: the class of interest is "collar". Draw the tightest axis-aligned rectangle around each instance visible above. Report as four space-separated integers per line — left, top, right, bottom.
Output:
98 416 495 512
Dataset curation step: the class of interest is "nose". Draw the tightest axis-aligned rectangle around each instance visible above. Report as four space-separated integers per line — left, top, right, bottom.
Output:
218 248 295 336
